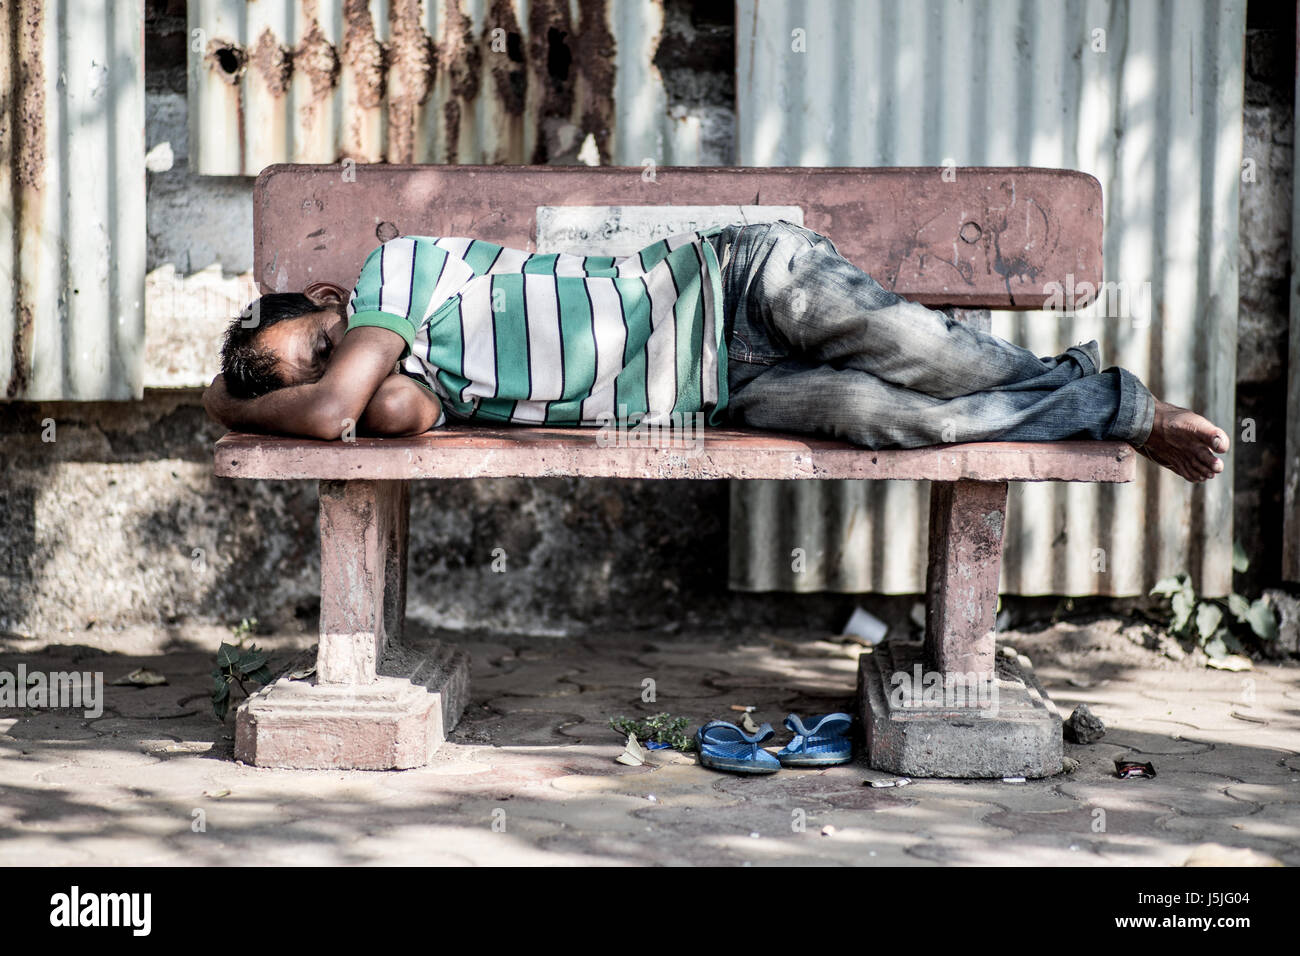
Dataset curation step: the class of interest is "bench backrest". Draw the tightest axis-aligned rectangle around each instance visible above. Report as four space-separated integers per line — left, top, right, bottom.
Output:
253 165 1101 311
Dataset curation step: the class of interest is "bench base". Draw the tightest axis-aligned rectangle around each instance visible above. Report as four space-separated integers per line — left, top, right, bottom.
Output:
234 640 471 770
857 641 1063 779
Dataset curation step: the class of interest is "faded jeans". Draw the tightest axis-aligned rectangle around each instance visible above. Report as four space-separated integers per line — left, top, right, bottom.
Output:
707 221 1156 449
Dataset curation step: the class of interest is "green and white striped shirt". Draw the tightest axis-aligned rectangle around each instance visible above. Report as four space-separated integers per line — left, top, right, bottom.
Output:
346 228 729 427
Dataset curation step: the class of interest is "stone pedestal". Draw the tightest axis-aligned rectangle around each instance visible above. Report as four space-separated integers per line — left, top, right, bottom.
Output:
234 479 470 770
858 478 1062 778
858 641 1062 778
235 639 470 770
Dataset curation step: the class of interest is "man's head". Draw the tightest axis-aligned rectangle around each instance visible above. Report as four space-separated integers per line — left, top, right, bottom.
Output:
220 284 348 398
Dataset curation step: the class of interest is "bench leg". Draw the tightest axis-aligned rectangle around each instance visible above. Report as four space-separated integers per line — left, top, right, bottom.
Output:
234 479 470 770
857 478 1063 778
317 479 408 684
923 479 1006 676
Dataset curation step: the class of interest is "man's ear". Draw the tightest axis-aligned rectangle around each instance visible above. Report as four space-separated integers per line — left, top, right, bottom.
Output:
304 281 348 306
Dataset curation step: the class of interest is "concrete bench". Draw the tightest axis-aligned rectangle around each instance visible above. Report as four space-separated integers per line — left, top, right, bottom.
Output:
216 164 1130 776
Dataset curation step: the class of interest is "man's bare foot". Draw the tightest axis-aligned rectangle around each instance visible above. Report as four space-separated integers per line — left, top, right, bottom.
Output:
1135 400 1230 482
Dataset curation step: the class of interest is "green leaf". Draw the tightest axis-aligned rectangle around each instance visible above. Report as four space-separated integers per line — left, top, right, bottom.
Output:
608 712 695 752
1150 574 1188 597
213 695 229 721
1246 599 1278 640
1171 589 1196 635
1226 593 1251 622
1232 540 1249 574
238 648 269 672
1196 602 1223 640
248 665 274 685
1203 634 1228 659
216 643 241 668
230 617 258 639
212 678 229 703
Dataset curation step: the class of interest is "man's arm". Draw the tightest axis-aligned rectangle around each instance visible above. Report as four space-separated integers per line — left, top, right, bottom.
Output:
204 326 404 439
358 374 443 436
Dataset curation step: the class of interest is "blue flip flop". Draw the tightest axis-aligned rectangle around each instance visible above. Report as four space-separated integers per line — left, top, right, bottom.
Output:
777 713 854 767
696 720 781 774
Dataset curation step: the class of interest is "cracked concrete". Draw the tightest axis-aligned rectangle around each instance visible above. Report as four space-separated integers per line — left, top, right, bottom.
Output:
0 619 1296 866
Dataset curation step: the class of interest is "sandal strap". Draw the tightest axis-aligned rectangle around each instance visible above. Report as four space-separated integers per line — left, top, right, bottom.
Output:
782 712 852 753
698 720 775 753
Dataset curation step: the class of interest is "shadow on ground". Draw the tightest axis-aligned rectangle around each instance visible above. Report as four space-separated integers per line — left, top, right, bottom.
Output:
0 620 1297 866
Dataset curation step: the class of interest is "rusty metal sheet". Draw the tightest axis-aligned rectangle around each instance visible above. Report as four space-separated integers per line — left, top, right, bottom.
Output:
214 429 1136 483
188 0 690 175
0 0 147 400
253 163 1102 309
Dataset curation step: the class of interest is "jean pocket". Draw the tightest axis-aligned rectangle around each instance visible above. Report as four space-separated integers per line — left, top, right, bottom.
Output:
728 330 784 366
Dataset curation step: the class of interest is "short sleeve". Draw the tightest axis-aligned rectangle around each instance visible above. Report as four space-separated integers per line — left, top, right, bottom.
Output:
347 237 458 359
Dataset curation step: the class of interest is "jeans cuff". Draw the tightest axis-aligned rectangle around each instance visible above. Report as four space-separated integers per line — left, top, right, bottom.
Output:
1108 366 1156 445
1066 341 1102 376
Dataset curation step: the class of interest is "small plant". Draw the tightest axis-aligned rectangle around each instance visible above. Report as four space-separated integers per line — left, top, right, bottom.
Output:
1149 544 1278 665
609 713 696 752
212 618 274 720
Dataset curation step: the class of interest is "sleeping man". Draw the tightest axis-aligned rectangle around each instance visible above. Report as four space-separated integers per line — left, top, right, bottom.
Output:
202 220 1229 482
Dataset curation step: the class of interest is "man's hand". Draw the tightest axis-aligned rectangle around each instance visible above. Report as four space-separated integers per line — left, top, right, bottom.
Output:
202 373 239 428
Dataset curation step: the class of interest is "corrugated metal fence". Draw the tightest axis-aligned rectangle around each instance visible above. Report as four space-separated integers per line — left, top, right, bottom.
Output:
1286 3 1300 584
188 0 703 173
732 0 1245 597
0 0 146 401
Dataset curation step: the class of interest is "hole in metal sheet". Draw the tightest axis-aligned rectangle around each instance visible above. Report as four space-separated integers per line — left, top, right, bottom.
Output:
547 28 572 82
506 31 524 63
214 46 243 75
205 40 247 85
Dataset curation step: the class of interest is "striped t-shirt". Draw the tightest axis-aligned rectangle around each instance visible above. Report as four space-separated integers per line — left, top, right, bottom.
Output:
345 228 729 427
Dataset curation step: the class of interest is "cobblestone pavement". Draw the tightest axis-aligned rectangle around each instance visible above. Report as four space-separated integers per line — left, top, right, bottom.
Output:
1 619 1296 866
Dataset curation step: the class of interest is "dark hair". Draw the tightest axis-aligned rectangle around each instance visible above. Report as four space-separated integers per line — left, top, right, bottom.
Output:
220 293 322 399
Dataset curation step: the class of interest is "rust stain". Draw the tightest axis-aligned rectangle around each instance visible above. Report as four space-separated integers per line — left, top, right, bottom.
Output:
10 0 43 190
294 17 341 106
386 0 435 164
250 28 292 97
438 0 481 162
487 0 525 116
442 98 461 163
574 0 615 166
343 0 386 109
528 0 574 163
5 0 46 396
7 304 32 398
443 0 481 102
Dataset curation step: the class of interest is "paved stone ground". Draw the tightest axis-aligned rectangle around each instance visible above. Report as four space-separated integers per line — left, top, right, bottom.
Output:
1 618 1296 866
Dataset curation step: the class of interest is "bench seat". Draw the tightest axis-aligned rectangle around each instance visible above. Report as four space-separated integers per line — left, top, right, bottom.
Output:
215 428 1135 483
